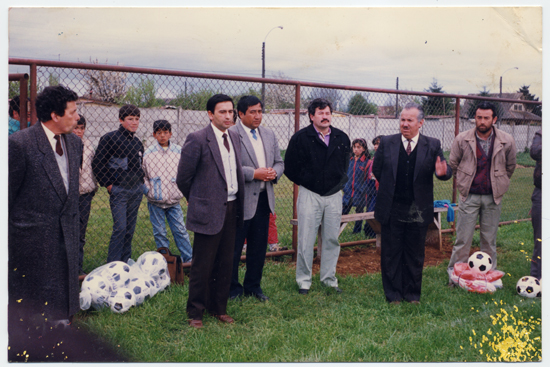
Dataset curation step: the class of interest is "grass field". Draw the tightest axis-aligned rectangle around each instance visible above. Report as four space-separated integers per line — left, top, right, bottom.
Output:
76 221 541 362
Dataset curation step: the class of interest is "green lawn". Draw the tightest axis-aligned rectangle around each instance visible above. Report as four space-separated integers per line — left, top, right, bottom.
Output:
76 221 540 362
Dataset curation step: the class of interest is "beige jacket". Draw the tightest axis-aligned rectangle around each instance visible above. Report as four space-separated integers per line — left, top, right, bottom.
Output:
450 127 516 205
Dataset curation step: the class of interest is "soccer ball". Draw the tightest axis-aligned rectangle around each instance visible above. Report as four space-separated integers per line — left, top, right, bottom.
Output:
468 251 493 274
79 290 92 310
108 289 135 313
128 277 151 306
103 261 132 290
516 276 541 298
82 274 112 308
137 251 168 280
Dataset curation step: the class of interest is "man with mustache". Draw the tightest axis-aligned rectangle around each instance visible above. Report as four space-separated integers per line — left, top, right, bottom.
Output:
284 98 351 295
373 102 452 304
447 101 516 285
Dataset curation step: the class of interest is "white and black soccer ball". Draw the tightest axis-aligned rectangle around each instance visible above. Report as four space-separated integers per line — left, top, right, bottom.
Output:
108 289 135 313
79 290 92 311
468 251 493 274
516 276 541 298
103 261 132 290
82 274 112 308
137 251 168 280
128 277 151 306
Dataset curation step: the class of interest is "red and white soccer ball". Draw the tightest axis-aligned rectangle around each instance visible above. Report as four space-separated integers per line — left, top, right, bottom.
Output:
468 251 493 274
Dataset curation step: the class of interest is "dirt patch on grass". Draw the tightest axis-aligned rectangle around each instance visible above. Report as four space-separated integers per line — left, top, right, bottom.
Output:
310 234 455 276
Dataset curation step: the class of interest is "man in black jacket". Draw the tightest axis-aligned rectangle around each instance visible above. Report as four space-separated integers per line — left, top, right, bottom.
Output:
373 103 452 304
284 98 350 295
92 104 144 263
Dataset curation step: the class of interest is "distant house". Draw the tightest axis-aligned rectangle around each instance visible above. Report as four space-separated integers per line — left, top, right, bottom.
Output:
461 93 541 125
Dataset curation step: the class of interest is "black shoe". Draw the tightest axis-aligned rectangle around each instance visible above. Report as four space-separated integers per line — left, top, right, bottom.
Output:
332 286 343 294
247 292 269 302
298 288 309 295
229 294 242 301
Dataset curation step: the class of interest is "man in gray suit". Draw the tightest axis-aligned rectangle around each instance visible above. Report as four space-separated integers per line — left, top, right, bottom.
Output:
229 96 284 302
177 94 245 329
9 85 82 334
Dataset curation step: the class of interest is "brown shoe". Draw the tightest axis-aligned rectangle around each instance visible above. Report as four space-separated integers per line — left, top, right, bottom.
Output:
188 319 203 329
214 314 234 324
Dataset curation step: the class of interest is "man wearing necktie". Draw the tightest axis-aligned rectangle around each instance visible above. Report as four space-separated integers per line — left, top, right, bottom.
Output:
228 95 284 302
373 102 452 304
9 85 82 340
284 98 351 295
177 94 245 329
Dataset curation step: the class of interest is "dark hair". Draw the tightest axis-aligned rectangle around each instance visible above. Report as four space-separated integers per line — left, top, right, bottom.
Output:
237 95 263 116
119 104 140 121
77 114 86 127
153 119 172 133
307 98 332 123
352 138 370 159
372 135 383 146
476 101 497 119
9 96 20 118
35 85 78 123
206 94 234 114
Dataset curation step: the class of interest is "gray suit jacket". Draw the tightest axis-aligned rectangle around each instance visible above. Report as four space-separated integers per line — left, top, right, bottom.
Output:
177 124 245 235
9 123 82 319
229 121 284 220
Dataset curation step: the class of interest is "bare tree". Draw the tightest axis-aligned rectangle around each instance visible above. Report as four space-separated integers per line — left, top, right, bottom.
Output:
264 71 296 110
80 58 127 103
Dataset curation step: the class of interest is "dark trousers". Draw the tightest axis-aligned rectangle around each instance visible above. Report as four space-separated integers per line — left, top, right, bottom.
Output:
78 191 96 273
230 191 270 298
108 185 143 263
380 215 428 303
530 187 542 279
342 201 365 233
187 201 237 320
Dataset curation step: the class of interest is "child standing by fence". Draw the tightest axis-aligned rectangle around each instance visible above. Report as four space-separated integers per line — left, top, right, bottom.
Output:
342 138 372 234
143 120 193 263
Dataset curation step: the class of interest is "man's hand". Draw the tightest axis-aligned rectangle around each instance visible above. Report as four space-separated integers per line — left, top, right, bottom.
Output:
435 156 448 177
107 184 113 193
254 167 277 181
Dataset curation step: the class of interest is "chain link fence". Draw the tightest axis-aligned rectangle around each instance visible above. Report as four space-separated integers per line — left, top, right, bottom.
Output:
9 60 541 272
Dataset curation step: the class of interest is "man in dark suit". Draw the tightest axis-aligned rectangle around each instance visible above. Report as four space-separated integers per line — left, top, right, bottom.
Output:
228 95 284 302
373 102 452 304
177 94 245 329
9 85 82 334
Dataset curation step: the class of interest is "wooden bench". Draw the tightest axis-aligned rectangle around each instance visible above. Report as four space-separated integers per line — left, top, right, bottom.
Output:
290 206 450 258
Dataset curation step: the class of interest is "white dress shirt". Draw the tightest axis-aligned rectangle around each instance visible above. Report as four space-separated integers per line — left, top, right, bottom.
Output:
241 124 267 190
211 123 238 200
401 133 420 152
42 123 69 192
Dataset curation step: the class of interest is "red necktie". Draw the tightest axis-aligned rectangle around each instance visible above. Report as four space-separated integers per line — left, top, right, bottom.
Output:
406 139 412 155
222 133 230 153
54 135 64 156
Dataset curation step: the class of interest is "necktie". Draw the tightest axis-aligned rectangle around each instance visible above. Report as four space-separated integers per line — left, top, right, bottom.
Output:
250 129 258 140
222 133 230 153
406 139 412 155
54 135 64 156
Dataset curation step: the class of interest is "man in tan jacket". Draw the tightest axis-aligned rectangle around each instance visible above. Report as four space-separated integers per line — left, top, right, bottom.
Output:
447 101 516 285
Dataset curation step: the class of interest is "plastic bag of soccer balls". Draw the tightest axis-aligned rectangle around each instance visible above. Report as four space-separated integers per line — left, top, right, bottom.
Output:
79 251 171 313
516 276 542 298
449 251 505 293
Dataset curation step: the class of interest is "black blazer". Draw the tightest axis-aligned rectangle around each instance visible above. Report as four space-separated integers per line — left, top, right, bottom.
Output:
9 123 82 319
372 133 452 226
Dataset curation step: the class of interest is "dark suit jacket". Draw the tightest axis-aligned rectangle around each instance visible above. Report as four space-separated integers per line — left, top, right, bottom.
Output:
372 133 452 226
9 123 82 319
177 124 245 235
229 121 284 220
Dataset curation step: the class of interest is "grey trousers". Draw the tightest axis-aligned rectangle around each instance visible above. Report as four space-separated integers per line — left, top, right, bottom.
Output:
296 186 342 289
448 193 502 274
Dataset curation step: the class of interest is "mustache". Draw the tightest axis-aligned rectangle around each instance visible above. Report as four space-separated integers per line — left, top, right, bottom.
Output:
321 119 330 123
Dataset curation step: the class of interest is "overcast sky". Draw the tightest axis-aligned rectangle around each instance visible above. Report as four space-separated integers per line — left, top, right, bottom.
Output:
7 3 543 98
